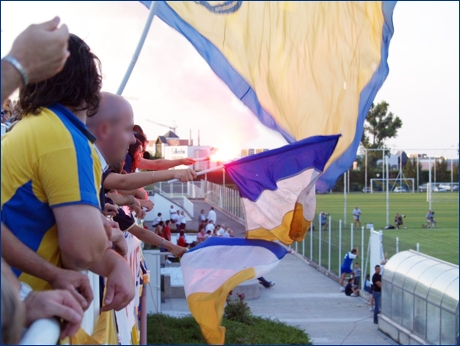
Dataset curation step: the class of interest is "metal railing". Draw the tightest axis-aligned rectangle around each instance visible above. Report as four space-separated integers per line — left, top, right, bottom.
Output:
19 319 60 345
204 181 245 221
154 180 245 221
291 216 423 285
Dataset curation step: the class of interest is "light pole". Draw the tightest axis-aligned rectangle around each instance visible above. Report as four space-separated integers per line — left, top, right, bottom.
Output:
428 158 432 210
365 149 368 190
386 156 390 225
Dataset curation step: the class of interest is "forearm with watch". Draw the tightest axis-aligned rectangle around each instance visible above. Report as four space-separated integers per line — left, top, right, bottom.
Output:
1 57 27 103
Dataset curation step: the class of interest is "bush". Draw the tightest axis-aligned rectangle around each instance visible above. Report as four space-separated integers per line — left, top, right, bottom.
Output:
147 292 311 344
224 291 253 325
147 313 311 345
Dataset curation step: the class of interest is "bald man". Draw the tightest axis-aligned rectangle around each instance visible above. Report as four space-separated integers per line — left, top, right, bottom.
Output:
87 92 136 172
88 92 195 258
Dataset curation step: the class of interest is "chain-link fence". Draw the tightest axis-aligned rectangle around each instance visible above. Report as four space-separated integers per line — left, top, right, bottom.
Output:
291 216 424 287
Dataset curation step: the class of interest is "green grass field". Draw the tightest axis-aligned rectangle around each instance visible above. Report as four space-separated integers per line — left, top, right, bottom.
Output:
292 192 459 277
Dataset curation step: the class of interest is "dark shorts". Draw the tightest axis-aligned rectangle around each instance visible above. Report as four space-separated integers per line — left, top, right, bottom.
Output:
341 266 353 274
180 223 186 230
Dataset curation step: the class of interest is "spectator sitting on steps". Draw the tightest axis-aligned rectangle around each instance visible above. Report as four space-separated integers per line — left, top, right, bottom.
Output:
344 278 360 297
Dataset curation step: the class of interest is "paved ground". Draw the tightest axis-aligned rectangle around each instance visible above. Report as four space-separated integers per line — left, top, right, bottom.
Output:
158 199 396 345
161 253 395 345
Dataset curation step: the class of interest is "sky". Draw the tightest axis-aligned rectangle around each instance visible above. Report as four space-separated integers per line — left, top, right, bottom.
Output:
1 1 458 160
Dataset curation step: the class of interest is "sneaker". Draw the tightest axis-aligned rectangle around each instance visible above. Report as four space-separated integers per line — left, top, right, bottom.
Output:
340 287 345 292
404 227 407 229
268 281 276 288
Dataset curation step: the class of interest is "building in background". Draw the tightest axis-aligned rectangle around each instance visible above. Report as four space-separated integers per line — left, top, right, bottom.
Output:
240 148 269 158
146 130 215 170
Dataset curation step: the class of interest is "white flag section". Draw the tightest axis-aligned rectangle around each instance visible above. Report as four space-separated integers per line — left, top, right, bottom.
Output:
181 238 289 344
115 231 143 345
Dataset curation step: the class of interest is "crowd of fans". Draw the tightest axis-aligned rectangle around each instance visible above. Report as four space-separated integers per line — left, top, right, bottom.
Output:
1 17 198 343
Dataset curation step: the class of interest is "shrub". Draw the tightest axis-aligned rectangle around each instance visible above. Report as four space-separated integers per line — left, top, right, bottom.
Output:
147 313 312 345
223 291 254 325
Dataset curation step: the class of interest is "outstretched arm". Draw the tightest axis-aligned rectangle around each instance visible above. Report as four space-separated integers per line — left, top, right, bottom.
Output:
137 158 196 171
127 224 186 258
103 169 197 191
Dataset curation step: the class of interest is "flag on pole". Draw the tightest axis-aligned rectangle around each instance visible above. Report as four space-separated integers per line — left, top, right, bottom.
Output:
181 237 289 345
140 1 396 191
224 135 339 245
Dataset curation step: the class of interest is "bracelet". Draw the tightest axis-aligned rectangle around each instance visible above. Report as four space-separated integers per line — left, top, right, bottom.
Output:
3 55 29 86
160 238 165 250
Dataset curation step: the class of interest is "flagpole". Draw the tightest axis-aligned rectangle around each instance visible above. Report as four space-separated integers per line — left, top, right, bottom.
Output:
168 165 225 183
116 1 159 95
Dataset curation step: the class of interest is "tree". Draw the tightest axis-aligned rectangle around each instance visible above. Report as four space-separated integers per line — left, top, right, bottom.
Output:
361 101 403 149
452 163 459 183
403 158 417 180
433 158 450 183
359 101 403 188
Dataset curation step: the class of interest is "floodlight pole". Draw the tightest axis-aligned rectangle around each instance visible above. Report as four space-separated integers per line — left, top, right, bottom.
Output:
365 149 368 191
116 1 159 95
382 150 385 192
428 158 432 210
386 156 389 225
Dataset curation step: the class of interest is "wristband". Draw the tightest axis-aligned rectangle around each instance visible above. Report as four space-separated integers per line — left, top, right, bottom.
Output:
3 55 29 86
160 238 165 251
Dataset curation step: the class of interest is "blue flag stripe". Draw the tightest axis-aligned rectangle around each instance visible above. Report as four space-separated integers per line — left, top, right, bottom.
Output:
224 135 340 201
186 237 288 260
316 1 397 191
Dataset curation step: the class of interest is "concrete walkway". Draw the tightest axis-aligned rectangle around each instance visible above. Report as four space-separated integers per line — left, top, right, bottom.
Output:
161 254 395 345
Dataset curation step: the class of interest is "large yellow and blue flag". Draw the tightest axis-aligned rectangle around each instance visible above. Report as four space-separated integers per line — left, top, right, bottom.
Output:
224 134 339 245
140 1 396 191
181 237 289 345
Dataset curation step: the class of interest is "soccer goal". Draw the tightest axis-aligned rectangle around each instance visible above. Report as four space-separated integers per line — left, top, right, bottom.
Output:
370 178 415 193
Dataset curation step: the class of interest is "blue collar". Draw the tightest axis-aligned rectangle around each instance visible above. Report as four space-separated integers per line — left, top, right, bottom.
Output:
48 104 97 143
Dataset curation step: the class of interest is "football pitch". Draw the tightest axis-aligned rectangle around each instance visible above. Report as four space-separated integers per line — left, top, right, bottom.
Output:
309 192 459 266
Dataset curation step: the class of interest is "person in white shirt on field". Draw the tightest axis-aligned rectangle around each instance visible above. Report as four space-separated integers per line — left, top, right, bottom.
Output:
352 206 362 228
207 207 217 224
